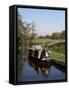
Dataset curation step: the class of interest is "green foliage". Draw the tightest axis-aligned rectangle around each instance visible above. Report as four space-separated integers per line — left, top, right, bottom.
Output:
61 31 65 39
49 50 65 63
50 42 65 54
33 38 65 63
38 36 45 39
17 12 37 58
50 31 65 39
45 35 50 39
33 38 46 45
51 32 61 39
38 31 65 39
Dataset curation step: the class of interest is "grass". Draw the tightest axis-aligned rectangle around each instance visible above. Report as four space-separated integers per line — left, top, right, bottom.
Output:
33 38 65 64
33 38 47 45
50 44 65 54
33 38 65 45
48 50 65 63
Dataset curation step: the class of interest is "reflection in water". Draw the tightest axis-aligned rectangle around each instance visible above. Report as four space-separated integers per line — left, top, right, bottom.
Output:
29 59 50 77
17 57 65 82
17 45 65 82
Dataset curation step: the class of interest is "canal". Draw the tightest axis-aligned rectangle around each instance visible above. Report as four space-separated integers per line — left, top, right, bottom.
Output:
17 45 65 82
17 58 65 82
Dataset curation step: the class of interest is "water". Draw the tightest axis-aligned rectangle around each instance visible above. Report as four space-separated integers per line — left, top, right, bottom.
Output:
17 45 65 82
17 59 65 82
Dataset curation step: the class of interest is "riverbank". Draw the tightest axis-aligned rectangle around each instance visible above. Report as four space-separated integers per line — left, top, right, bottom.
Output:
51 59 65 67
48 49 65 67
48 50 65 63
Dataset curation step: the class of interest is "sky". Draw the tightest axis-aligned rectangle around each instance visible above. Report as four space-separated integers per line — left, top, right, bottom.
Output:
18 8 65 36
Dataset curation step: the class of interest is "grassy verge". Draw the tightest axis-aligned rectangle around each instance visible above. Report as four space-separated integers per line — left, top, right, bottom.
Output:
48 50 65 63
33 38 64 45
33 38 65 64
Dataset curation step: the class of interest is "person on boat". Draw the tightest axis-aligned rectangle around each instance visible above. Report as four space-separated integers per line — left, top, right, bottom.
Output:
40 45 51 61
38 45 43 59
40 45 46 60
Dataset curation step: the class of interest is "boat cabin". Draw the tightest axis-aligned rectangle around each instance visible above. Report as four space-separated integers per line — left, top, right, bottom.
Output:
28 48 51 61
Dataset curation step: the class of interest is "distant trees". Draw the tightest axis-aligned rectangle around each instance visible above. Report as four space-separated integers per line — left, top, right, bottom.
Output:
38 31 65 40
45 35 50 39
51 31 65 39
51 32 61 39
39 36 44 39
61 31 65 39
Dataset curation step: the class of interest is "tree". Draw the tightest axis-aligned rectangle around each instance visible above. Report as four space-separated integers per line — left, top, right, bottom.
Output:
38 36 45 39
51 32 61 39
45 35 50 39
17 12 37 58
61 31 65 39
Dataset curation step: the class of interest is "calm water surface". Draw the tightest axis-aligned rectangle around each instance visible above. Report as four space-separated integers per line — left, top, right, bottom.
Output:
18 59 65 82
17 45 65 82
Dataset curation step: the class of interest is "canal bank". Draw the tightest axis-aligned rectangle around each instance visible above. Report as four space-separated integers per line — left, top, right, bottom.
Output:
51 59 65 67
